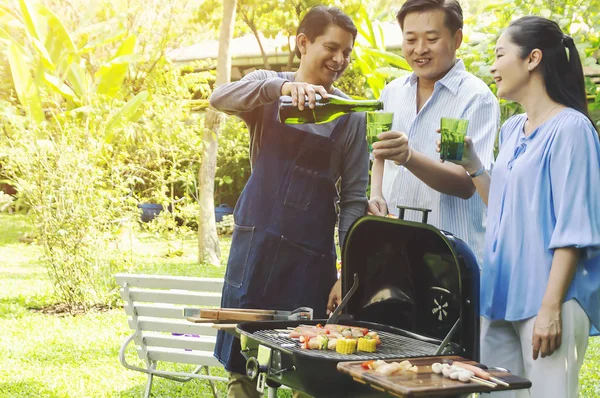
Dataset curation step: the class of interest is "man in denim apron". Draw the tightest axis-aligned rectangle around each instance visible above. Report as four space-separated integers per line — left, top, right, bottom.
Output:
209 6 369 397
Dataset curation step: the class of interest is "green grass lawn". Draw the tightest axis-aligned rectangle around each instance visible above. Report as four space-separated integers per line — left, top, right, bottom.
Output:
0 214 232 398
0 213 598 397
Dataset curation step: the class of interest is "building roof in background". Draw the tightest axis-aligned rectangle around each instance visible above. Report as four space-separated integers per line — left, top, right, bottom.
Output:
168 21 403 62
167 21 598 80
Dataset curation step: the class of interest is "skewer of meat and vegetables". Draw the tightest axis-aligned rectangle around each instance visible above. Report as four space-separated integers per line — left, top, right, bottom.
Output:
286 323 382 354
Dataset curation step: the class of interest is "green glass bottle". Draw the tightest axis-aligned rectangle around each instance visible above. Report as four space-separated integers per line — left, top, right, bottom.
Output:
278 94 383 124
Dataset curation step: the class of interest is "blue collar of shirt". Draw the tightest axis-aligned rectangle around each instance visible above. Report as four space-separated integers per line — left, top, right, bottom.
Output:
406 59 466 96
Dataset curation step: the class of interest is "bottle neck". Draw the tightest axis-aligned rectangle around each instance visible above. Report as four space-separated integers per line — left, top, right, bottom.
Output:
327 94 381 107
350 104 384 112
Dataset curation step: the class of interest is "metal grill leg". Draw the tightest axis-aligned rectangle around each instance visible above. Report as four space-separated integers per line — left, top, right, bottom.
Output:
267 386 278 398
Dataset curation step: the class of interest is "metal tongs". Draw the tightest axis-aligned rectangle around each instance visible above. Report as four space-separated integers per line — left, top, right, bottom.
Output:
185 307 313 323
326 273 359 325
434 317 460 355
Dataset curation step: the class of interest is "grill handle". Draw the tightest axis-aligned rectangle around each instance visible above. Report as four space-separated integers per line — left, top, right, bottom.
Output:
396 205 432 223
326 273 359 325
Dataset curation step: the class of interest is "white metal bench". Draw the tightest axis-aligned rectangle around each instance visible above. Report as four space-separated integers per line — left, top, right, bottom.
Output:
116 273 228 398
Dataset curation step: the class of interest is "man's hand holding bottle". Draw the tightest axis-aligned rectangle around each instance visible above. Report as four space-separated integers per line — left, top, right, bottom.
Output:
281 82 329 110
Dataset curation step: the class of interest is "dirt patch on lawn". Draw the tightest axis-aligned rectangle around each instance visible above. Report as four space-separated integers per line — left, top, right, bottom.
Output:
31 303 118 316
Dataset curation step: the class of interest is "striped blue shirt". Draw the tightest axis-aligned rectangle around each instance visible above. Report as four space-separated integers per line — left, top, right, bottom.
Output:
380 59 500 264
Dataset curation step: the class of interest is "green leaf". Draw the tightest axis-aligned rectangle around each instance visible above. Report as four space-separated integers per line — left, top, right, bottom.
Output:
65 60 89 99
115 35 136 58
18 0 41 41
38 4 78 72
43 73 79 103
363 48 412 71
0 4 14 17
31 37 55 69
7 42 44 124
585 77 597 95
375 67 411 79
362 8 377 48
68 105 93 115
95 36 138 97
183 99 210 110
105 91 149 140
375 23 385 51
80 28 127 54
0 26 14 42
483 1 506 12
39 5 77 53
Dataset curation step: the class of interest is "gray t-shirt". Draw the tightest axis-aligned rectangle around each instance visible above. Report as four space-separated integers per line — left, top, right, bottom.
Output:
209 70 369 246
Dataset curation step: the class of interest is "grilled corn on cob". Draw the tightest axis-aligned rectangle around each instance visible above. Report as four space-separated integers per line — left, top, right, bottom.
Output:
357 336 377 353
336 338 357 354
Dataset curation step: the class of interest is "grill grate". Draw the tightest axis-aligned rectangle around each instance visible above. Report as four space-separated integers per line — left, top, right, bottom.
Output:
250 328 440 361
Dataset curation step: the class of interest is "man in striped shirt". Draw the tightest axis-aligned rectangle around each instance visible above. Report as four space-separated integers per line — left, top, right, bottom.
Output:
369 0 500 263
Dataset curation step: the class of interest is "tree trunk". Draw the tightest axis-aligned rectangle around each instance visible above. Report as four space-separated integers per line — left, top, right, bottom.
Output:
198 0 236 265
249 24 270 70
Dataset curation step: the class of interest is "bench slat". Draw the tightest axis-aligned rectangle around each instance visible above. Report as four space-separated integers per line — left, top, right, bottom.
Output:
116 273 224 292
129 318 219 337
121 288 222 307
142 347 222 367
143 333 217 352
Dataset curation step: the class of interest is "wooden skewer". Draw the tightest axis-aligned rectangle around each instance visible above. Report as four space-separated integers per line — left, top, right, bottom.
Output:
471 376 497 388
489 376 510 387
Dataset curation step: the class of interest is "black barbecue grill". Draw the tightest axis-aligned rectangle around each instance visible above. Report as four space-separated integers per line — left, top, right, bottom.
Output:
237 212 481 397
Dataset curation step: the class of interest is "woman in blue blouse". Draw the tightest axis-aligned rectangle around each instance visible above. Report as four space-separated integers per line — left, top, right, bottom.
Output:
440 16 600 397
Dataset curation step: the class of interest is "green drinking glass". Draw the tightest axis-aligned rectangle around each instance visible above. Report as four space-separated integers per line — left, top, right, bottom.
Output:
366 111 394 152
440 117 469 161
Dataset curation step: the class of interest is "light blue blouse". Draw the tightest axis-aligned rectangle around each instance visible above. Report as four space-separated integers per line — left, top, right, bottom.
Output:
481 108 600 335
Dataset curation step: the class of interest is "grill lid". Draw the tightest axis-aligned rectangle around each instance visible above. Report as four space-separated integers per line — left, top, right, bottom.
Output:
341 215 480 359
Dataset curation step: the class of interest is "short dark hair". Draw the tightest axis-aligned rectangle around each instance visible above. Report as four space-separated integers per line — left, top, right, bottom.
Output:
295 6 358 59
507 16 592 124
396 0 463 34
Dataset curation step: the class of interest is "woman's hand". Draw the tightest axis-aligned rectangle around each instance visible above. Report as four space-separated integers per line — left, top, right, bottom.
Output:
435 130 482 174
532 304 563 360
281 82 328 110
367 196 388 216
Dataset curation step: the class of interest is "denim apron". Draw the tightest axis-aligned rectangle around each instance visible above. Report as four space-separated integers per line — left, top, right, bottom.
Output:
214 86 347 373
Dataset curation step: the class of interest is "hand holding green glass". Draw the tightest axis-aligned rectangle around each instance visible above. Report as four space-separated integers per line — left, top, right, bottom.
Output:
366 111 394 152
440 117 469 161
